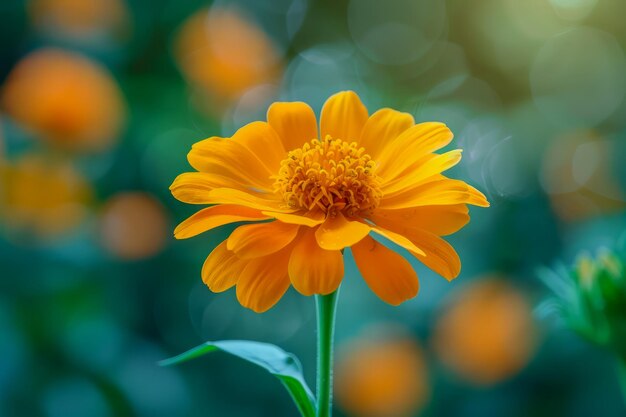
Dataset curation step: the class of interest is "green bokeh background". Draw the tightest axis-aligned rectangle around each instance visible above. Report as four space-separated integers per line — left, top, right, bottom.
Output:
1 0 626 416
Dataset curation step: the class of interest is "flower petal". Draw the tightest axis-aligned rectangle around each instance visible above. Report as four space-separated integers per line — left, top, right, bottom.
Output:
171 172 256 204
227 221 299 259
231 121 286 171
467 185 490 207
314 212 371 250
370 226 425 256
288 228 344 296
372 205 470 236
236 246 292 313
174 205 270 239
404 229 461 281
351 236 419 305
204 188 294 212
187 122 285 190
187 135 274 190
202 240 247 292
378 179 472 210
381 150 463 195
262 210 325 227
358 108 414 158
320 91 368 142
377 122 453 179
267 101 318 152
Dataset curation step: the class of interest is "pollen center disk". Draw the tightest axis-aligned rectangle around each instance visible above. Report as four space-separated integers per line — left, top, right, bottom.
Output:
273 136 382 217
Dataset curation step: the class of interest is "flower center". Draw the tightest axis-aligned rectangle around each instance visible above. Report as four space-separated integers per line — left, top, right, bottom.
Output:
273 136 382 217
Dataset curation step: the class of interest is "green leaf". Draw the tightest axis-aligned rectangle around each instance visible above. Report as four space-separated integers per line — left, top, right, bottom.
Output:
159 340 316 417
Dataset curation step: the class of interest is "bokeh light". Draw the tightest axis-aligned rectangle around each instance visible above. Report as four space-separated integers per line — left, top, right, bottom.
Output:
0 153 91 239
28 0 131 43
530 27 626 128
335 328 430 417
549 0 598 21
347 0 447 66
433 278 538 385
173 6 283 113
99 192 169 260
541 129 626 221
2 48 126 152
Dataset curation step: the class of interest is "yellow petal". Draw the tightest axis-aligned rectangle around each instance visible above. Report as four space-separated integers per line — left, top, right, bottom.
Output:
202 240 247 292
372 205 470 236
170 172 254 204
188 136 274 190
381 150 463 196
187 122 284 190
351 236 419 305
404 229 461 281
230 121 286 172
204 188 294 212
320 91 368 141
314 212 370 250
467 185 490 207
174 205 270 239
370 226 425 256
227 221 299 259
358 108 414 159
288 228 344 296
267 101 318 152
236 246 292 313
261 210 325 227
377 122 453 179
379 179 471 210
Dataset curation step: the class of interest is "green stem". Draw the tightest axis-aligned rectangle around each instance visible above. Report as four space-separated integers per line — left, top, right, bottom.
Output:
315 290 339 417
618 355 626 406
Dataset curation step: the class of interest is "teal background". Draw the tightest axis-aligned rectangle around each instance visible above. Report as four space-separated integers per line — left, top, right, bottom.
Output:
1 0 626 416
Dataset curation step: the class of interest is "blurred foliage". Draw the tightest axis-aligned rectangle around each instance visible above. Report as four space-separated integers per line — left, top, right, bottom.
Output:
0 0 626 416
540 246 626 353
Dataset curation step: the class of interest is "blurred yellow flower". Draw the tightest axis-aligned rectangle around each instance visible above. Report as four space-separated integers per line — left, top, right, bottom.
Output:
28 0 131 41
171 91 489 312
335 334 429 417
433 278 537 385
2 48 126 153
173 7 282 110
99 192 169 260
0 153 91 238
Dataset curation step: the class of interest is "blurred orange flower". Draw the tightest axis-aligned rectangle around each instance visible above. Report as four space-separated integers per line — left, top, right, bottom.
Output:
2 48 126 153
99 192 169 260
0 153 91 238
433 278 537 385
171 91 489 312
173 7 282 111
335 334 430 417
28 0 131 41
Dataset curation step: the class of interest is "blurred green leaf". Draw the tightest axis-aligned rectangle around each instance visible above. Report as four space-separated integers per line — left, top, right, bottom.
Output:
159 340 316 417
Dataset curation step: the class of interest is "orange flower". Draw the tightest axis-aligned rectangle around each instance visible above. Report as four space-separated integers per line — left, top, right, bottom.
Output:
171 91 489 312
335 334 430 417
432 278 537 385
2 48 126 153
173 7 282 109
